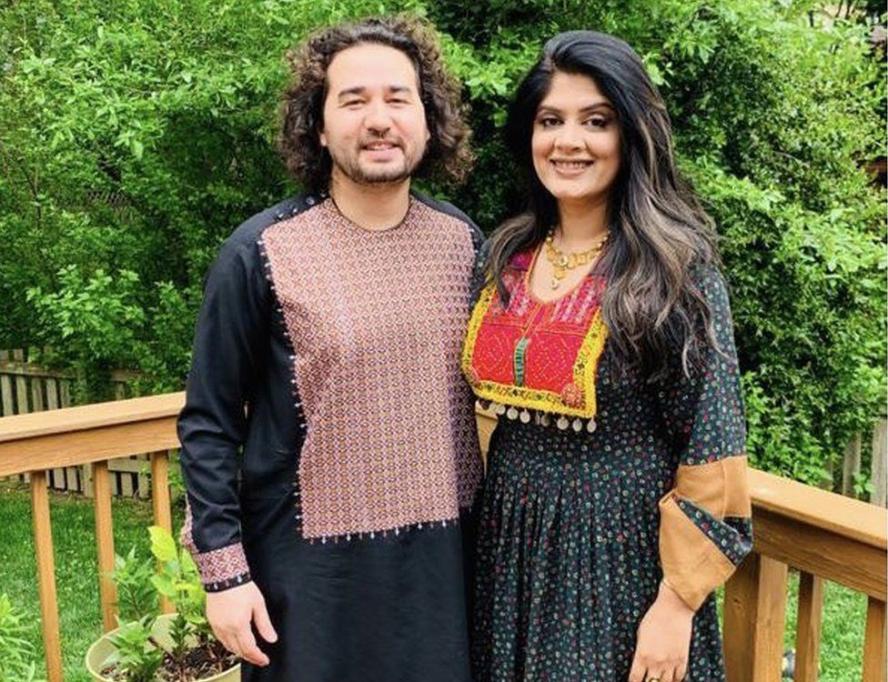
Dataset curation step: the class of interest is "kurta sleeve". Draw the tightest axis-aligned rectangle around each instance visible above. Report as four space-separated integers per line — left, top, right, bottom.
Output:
656 266 753 611
177 233 270 592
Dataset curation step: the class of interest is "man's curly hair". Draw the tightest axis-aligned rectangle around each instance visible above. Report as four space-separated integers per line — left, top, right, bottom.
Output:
279 15 474 193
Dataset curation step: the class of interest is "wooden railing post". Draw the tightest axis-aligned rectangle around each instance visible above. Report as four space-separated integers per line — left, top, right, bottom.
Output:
724 552 788 682
93 461 117 632
31 470 63 682
863 597 887 682
150 450 175 614
794 571 824 681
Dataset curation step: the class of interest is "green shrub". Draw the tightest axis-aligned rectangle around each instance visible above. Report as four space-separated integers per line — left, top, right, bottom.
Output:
0 593 45 681
0 0 884 485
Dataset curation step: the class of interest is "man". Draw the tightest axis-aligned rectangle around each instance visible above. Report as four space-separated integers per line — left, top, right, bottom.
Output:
177 15 483 682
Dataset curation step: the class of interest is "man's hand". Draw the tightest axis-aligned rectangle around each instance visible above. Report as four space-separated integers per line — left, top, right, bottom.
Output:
206 581 278 667
628 581 695 682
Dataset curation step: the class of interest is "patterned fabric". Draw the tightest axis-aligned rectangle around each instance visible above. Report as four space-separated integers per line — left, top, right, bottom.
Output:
178 192 484 680
470 261 752 681
261 198 482 540
181 502 251 591
462 248 608 420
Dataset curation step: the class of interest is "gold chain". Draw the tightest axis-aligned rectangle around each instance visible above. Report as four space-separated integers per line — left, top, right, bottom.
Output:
543 229 609 289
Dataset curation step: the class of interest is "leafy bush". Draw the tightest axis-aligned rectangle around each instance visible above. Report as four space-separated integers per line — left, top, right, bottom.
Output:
0 593 45 682
0 0 884 485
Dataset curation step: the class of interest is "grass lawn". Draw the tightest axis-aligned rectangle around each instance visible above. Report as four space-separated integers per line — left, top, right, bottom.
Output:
0 485 869 681
0 484 184 682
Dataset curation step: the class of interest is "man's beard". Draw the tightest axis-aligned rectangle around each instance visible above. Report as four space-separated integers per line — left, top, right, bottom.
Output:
330 140 424 185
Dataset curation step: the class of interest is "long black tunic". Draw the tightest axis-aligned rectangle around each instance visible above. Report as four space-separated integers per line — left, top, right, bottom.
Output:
177 191 484 682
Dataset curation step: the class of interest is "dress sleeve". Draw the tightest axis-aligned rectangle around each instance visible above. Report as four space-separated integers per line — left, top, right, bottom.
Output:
177 235 270 592
656 266 753 611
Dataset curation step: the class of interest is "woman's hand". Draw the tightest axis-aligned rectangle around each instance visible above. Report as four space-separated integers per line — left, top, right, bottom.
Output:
628 580 695 682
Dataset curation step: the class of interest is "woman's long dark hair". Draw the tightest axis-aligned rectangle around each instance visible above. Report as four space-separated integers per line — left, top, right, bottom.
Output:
488 30 720 381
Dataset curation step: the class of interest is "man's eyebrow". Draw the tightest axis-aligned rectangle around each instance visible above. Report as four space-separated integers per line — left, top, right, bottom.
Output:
337 85 415 98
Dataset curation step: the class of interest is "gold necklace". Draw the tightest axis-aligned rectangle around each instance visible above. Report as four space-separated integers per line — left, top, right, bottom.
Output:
544 229 609 289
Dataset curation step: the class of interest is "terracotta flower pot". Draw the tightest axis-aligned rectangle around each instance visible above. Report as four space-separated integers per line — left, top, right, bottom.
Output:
84 613 241 681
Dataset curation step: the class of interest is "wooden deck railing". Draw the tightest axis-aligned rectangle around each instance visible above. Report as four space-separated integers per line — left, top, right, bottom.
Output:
0 395 885 682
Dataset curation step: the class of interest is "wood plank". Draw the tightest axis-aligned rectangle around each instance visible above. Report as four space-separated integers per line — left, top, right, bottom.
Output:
753 507 886 600
476 409 496 459
0 417 181 477
30 377 45 411
150 451 175 614
151 452 173 533
794 571 824 681
872 419 888 508
0 349 13 418
81 464 94 498
59 381 72 408
45 380 59 410
0 372 13 417
749 468 887 552
30 470 63 682
863 597 887 682
65 466 79 493
93 461 117 632
13 349 29 415
842 433 862 498
0 392 184 442
724 553 788 682
0 361 75 379
120 471 133 497
108 456 150 473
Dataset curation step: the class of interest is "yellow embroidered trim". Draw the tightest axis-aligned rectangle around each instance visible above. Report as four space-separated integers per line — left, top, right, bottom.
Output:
461 281 608 418
461 280 497 380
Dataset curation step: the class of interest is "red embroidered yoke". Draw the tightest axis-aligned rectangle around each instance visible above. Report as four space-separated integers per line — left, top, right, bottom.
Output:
462 248 608 422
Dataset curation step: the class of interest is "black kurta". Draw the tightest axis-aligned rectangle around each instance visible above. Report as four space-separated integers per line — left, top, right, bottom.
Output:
177 191 484 682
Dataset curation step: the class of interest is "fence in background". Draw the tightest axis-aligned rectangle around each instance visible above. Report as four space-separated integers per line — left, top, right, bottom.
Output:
0 349 149 497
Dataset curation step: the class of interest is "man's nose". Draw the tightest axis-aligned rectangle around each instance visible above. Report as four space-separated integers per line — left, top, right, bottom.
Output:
363 101 393 135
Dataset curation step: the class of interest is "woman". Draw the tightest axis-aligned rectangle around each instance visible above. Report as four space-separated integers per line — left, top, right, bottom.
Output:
463 31 752 681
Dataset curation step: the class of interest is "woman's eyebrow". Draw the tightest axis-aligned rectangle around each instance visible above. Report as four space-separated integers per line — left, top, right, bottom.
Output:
537 102 615 115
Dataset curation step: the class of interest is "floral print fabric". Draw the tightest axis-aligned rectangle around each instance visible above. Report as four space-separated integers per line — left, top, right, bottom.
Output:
470 261 751 681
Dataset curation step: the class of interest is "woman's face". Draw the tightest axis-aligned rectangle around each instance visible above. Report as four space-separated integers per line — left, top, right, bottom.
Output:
531 70 621 209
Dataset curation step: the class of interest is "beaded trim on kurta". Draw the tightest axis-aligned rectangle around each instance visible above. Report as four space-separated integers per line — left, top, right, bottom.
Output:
261 198 482 541
462 250 608 425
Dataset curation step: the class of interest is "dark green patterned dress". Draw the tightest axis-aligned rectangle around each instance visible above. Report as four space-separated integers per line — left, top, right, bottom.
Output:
462 248 752 681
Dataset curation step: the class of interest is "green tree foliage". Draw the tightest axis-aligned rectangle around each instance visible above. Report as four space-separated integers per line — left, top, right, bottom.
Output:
0 0 884 485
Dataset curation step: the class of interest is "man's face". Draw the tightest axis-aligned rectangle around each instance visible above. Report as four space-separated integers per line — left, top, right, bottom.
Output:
320 43 431 186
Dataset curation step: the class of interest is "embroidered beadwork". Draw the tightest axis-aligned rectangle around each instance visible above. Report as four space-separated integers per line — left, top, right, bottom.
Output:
262 198 482 540
180 502 250 587
461 258 608 419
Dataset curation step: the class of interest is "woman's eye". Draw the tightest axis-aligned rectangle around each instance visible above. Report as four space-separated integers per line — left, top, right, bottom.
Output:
343 100 363 108
538 117 561 128
586 117 610 128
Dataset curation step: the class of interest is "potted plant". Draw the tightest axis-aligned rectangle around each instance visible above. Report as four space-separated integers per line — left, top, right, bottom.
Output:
85 526 240 681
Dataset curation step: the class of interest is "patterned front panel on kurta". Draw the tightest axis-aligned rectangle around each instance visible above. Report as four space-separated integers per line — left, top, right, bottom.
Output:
261 199 482 540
